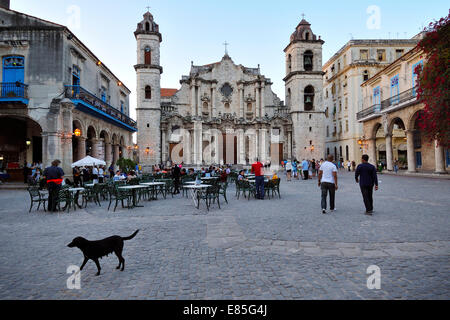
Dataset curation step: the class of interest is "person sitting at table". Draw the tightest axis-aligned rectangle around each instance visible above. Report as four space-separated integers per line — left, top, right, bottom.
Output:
113 170 124 181
220 170 228 182
238 170 245 181
127 170 137 181
180 168 187 176
272 171 279 181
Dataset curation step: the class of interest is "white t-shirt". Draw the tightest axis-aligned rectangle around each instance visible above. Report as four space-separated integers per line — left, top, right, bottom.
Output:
285 162 292 171
319 161 337 184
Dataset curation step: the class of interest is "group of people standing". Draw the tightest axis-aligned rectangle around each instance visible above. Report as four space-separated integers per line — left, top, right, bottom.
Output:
283 159 321 181
72 165 108 186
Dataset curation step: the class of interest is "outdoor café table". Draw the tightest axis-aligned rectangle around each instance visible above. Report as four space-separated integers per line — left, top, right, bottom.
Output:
201 177 218 180
67 187 85 210
183 184 211 208
84 183 95 187
139 182 165 200
118 185 147 208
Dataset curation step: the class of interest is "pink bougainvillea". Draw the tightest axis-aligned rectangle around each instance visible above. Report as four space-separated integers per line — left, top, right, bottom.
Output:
415 11 450 148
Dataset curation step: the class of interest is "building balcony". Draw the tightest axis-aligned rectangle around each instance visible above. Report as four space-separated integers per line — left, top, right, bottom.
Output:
0 82 29 105
357 87 418 122
65 85 137 132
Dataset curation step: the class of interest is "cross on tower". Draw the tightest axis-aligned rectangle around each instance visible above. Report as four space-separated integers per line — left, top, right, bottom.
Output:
146 6 151 12
301 13 305 20
223 41 229 55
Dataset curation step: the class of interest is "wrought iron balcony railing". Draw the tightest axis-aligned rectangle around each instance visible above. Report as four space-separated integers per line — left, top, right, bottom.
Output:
0 82 29 101
65 85 137 130
357 87 418 121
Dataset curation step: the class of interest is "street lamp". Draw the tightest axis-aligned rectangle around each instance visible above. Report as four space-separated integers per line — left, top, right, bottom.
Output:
74 128 81 137
26 139 31 147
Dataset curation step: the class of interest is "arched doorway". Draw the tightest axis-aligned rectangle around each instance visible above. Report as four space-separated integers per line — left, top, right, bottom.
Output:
373 123 384 165
0 116 42 181
86 126 96 157
72 120 84 162
389 118 407 169
99 130 109 161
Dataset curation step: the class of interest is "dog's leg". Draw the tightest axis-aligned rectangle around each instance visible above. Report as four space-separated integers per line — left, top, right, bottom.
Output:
79 257 89 271
93 258 101 276
114 251 122 269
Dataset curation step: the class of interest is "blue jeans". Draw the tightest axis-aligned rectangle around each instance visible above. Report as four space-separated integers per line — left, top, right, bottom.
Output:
255 176 265 199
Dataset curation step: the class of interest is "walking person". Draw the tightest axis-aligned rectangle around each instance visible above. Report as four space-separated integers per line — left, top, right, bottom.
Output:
172 163 181 194
251 158 264 200
311 159 316 178
318 155 338 214
355 154 379 215
98 165 104 183
43 160 64 212
393 159 399 174
347 160 351 172
301 159 309 180
285 160 292 181
292 160 299 180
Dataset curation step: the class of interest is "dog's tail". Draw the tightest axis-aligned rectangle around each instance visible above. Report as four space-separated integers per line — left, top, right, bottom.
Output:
122 229 139 241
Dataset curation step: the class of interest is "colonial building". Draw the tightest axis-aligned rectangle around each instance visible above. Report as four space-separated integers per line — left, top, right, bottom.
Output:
359 47 448 173
322 39 419 164
0 5 136 180
136 11 294 170
135 13 328 170
284 19 325 161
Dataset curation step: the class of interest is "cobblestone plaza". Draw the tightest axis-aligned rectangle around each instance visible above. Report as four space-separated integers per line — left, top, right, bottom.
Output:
0 171 448 300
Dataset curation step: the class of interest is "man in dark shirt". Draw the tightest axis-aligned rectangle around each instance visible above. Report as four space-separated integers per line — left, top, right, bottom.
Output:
172 164 181 194
43 160 65 212
355 154 378 215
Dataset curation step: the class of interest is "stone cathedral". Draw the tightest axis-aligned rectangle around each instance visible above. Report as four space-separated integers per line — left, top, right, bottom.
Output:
135 11 325 170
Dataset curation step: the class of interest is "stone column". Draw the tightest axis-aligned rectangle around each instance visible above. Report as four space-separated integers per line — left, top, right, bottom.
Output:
161 130 167 164
434 140 446 174
197 85 201 118
255 86 260 118
90 138 99 158
261 83 265 117
76 137 86 161
406 130 416 173
196 123 203 165
191 83 196 117
238 129 245 165
368 138 377 166
385 134 393 171
113 144 120 168
183 129 191 165
286 132 291 160
105 142 112 166
211 84 217 118
239 85 244 118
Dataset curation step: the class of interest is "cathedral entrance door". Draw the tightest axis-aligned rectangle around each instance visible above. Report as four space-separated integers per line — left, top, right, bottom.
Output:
222 133 237 165
169 143 183 163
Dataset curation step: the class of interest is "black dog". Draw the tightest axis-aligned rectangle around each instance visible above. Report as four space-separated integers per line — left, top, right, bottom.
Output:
67 230 139 276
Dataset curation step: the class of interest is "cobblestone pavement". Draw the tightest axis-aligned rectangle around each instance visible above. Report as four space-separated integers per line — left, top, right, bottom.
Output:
0 171 449 299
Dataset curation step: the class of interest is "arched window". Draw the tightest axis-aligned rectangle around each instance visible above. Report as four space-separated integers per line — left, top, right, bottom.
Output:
305 32 310 40
203 102 208 110
145 22 150 32
145 86 151 99
144 47 151 65
224 102 230 109
304 50 313 71
287 88 291 107
304 85 315 111
288 54 292 73
247 103 252 111
363 70 369 82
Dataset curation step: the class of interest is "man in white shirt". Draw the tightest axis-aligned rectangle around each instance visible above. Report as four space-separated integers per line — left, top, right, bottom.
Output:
92 166 99 184
318 154 338 214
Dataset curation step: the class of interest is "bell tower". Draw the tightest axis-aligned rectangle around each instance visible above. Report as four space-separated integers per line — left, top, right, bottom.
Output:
284 18 325 161
135 10 163 171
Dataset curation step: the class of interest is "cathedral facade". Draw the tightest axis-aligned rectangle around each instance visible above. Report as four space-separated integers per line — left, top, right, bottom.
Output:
135 11 325 170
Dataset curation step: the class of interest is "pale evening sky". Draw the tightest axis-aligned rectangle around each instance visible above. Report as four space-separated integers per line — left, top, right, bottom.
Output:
10 0 449 120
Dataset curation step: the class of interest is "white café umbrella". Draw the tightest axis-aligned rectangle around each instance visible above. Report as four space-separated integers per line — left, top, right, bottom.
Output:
71 156 106 168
